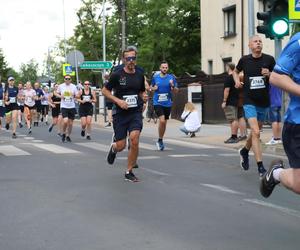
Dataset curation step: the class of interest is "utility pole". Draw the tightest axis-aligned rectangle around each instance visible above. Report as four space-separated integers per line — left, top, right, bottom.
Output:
121 0 126 51
248 0 255 53
62 0 67 61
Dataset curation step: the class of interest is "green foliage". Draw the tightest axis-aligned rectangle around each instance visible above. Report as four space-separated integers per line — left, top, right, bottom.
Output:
19 59 39 83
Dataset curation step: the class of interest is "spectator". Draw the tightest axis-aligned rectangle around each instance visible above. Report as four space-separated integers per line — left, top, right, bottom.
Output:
179 102 201 138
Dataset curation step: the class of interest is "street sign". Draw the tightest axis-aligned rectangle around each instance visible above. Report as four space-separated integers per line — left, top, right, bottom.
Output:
62 63 75 76
80 61 113 69
67 50 85 67
289 0 300 21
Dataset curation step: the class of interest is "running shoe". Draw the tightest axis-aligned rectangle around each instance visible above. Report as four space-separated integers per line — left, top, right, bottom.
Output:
86 135 91 140
238 135 247 141
125 171 139 182
62 134 66 142
12 133 17 139
66 136 72 142
5 123 9 130
258 165 267 178
190 132 196 138
28 129 32 135
266 138 282 145
156 140 165 151
81 130 85 137
224 137 238 143
105 122 111 128
107 143 117 165
260 159 284 198
132 163 139 169
239 148 249 170
48 125 53 133
19 123 23 128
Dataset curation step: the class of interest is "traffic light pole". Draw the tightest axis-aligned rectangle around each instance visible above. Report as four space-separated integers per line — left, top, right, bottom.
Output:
274 37 282 60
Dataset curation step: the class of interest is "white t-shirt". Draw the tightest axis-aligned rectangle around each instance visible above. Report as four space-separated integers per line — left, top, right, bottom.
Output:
24 89 36 107
181 110 201 132
57 83 78 109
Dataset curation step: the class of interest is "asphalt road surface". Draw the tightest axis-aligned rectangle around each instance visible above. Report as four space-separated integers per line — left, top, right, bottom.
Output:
0 123 299 250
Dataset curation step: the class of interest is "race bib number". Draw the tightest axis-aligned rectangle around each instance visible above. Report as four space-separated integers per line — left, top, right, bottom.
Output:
158 93 168 102
83 95 91 102
123 95 138 108
9 97 16 103
0 100 3 106
27 97 32 103
64 96 72 103
249 76 266 90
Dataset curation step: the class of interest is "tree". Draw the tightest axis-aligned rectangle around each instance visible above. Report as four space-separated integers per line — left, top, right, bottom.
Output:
19 59 39 83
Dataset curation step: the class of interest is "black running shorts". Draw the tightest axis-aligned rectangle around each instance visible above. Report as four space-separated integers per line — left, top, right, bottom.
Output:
154 105 171 120
282 122 300 168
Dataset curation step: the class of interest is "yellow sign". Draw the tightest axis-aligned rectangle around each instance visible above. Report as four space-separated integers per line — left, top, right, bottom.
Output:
62 63 75 76
289 0 300 20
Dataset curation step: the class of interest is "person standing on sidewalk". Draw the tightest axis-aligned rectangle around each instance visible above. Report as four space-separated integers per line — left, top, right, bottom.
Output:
57 75 79 142
151 61 178 150
265 84 282 145
260 32 300 197
233 35 276 177
222 62 247 143
102 47 146 182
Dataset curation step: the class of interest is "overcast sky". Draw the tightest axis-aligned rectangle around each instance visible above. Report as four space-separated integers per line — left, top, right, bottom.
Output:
0 0 82 72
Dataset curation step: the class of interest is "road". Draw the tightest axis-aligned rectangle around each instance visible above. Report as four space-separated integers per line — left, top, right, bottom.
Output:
0 123 299 250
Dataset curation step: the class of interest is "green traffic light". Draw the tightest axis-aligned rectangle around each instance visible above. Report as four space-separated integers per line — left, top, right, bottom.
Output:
272 19 289 36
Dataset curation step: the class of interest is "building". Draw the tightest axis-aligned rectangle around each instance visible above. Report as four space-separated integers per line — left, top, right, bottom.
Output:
200 0 290 74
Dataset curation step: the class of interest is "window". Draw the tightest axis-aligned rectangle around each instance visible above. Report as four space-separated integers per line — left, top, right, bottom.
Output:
208 60 213 75
223 5 236 38
222 57 232 72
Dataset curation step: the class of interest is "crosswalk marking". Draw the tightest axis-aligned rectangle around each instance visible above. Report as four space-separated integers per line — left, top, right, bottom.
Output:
164 138 218 149
75 142 109 152
0 145 31 156
24 143 80 154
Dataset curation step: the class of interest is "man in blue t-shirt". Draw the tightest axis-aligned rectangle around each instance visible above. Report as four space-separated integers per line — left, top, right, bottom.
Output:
151 61 178 150
260 32 300 198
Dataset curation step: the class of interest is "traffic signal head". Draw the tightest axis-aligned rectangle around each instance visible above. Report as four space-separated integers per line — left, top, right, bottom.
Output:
256 0 289 39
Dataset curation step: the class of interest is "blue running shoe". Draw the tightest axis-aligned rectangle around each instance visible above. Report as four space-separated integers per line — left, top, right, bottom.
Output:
156 140 165 151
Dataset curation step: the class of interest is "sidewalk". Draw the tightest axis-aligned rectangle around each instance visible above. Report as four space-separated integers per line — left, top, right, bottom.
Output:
90 115 286 157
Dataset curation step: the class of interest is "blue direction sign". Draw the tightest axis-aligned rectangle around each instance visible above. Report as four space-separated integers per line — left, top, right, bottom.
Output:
80 61 113 69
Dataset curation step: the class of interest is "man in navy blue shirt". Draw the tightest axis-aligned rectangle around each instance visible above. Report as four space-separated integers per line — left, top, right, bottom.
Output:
260 32 300 197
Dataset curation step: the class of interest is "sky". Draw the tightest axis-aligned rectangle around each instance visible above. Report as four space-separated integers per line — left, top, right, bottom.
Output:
0 0 82 72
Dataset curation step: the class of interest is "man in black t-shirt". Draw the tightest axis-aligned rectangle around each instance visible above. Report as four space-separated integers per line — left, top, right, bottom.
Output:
222 62 247 143
102 47 147 182
233 35 276 177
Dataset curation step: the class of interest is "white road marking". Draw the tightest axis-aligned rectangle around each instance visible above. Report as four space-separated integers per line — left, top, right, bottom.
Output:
0 145 31 156
164 138 218 149
201 183 245 195
168 154 210 158
142 167 171 176
118 156 160 160
139 142 172 151
218 153 239 157
75 142 109 152
26 143 80 154
24 137 35 140
32 140 44 143
244 199 300 219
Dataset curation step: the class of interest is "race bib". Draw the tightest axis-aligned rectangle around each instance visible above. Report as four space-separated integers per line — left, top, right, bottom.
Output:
249 76 266 90
27 97 32 103
83 95 91 102
9 97 16 103
64 96 72 103
123 94 138 108
158 93 168 102
0 100 3 106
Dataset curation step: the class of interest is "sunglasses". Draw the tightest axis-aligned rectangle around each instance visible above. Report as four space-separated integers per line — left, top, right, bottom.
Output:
125 56 136 62
84 83 90 85
65 78 71 80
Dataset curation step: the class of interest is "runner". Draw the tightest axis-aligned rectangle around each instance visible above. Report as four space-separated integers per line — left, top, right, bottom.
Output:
33 82 44 127
0 81 5 128
56 75 79 142
23 81 37 134
17 82 24 128
41 86 50 125
151 61 178 150
4 76 20 138
48 83 62 136
260 32 300 197
77 80 96 140
102 47 147 182
232 35 276 177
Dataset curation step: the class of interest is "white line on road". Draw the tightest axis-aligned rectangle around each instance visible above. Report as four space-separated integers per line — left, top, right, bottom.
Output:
139 142 172 151
24 143 80 154
201 183 245 195
142 167 171 176
118 156 160 160
164 138 218 149
218 153 239 157
24 137 35 140
75 142 109 152
0 145 31 156
168 154 210 158
244 199 300 219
